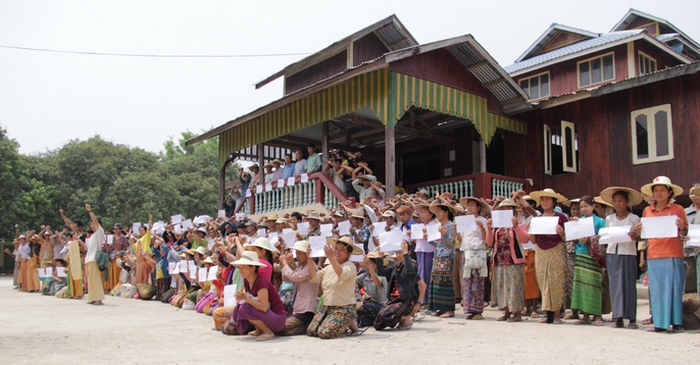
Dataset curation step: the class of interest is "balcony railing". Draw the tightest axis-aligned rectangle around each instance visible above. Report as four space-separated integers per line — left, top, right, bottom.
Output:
407 172 530 200
236 172 348 215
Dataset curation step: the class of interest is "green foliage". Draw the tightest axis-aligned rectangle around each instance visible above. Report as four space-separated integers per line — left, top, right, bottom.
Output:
0 127 239 241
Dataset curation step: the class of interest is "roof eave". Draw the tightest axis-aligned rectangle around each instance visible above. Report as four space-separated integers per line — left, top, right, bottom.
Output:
515 23 599 63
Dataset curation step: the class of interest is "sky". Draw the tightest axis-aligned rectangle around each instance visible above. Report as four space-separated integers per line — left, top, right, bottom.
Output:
1 0 699 155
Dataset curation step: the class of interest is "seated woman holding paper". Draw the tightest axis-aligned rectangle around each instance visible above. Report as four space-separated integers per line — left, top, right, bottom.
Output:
306 236 365 339
599 186 643 329
485 199 529 322
527 188 569 324
355 251 388 327
278 240 319 336
634 176 688 333
374 241 425 330
569 196 607 326
222 251 286 340
458 196 490 320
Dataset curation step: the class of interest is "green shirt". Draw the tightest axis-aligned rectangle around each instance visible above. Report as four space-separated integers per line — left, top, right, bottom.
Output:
307 153 322 173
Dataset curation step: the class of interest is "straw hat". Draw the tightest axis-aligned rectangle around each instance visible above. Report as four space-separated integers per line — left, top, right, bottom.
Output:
202 257 214 264
275 217 288 224
562 198 580 207
459 197 490 214
266 214 279 221
333 210 346 218
249 237 280 254
429 199 456 216
599 186 644 207
306 210 321 220
641 176 683 197
528 188 567 205
366 250 384 259
381 210 396 219
350 208 366 219
522 195 536 203
413 198 431 209
263 162 273 168
231 251 268 267
496 198 519 210
195 246 206 255
291 240 310 253
183 249 195 256
272 159 283 165
593 196 613 208
327 236 363 255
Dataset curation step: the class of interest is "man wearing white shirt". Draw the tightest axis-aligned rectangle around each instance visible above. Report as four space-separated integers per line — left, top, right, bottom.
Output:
293 149 307 176
84 203 105 305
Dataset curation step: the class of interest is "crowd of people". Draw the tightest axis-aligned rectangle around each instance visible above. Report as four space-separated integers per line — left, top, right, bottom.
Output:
6 173 700 340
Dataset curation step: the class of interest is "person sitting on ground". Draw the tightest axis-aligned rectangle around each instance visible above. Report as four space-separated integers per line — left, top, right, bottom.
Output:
278 240 319 335
356 251 388 327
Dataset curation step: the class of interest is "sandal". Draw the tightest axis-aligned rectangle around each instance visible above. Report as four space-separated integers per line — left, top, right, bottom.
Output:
497 315 509 321
466 313 475 320
628 322 638 329
471 314 484 320
593 319 604 326
248 330 261 337
646 327 666 333
573 319 591 325
431 310 444 317
349 327 368 336
672 326 685 333
507 316 522 322
563 314 580 320
553 319 563 324
642 317 653 325
439 311 455 318
538 318 547 323
398 321 413 330
610 319 624 328
256 333 276 341
530 312 540 319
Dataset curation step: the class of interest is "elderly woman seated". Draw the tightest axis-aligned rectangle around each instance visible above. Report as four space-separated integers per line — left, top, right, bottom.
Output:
306 236 365 339
222 251 286 341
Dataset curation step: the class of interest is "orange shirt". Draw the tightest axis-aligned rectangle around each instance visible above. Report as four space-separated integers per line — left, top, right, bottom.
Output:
643 202 687 259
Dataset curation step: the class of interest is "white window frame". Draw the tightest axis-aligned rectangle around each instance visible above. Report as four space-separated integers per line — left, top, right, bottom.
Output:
638 51 657 75
519 72 551 100
577 52 615 88
544 125 552 175
630 104 674 165
561 120 578 173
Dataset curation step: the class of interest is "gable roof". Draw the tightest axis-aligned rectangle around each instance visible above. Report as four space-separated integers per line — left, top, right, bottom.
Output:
515 23 599 63
253 15 418 90
611 8 700 51
504 30 692 76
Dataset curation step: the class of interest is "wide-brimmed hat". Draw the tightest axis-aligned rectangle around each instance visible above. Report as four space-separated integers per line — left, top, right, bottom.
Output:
266 214 279 221
196 227 207 235
413 198 431 209
202 257 214 264
594 196 613 208
528 188 567 205
306 211 321 220
350 208 365 219
231 251 268 267
195 246 206 255
183 249 196 256
641 176 683 197
496 198 519 210
381 210 396 219
275 217 287 224
429 199 456 216
291 240 310 253
258 221 270 229
30 234 41 242
459 197 490 214
522 195 536 203
249 237 280 254
272 159 283 165
333 210 346 218
249 164 259 170
327 236 363 255
599 186 644 207
263 162 274 168
244 220 257 228
562 198 581 207
366 250 384 259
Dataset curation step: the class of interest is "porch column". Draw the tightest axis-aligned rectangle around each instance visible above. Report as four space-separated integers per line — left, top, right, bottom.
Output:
385 125 396 198
479 138 487 173
321 121 329 162
257 143 265 183
218 165 226 210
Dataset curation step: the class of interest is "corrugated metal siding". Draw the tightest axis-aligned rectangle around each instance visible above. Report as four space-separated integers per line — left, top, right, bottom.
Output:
376 23 412 51
448 44 522 103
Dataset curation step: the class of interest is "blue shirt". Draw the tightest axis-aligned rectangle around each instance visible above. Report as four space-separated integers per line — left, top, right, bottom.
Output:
282 164 295 178
574 214 606 254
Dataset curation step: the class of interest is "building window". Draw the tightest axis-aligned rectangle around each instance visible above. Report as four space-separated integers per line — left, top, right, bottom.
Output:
544 121 579 175
519 73 550 99
631 104 673 164
638 52 657 75
578 53 614 87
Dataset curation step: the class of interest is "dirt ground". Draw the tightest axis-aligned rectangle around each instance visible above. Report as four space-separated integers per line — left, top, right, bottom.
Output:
0 275 698 365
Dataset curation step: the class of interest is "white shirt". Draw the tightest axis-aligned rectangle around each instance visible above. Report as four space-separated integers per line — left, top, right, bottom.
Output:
604 213 640 256
85 225 104 264
460 216 488 251
294 159 307 176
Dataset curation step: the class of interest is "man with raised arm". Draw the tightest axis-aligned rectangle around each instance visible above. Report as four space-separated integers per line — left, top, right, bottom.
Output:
84 204 105 306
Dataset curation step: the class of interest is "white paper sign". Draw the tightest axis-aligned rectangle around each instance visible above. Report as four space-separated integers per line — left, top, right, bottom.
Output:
173 225 182 234
492 210 514 228
106 235 114 245
529 216 560 235
285 176 294 186
181 219 194 231
426 223 441 241
268 232 279 246
235 213 245 222
255 184 263 193
171 263 181 274
599 226 633 245
152 221 165 235
378 229 403 252
218 210 226 218
132 222 142 235
207 266 219 281
55 267 67 278
198 267 207 282
410 223 425 240
309 236 327 257
687 224 700 247
338 220 351 236
189 265 197 279
300 173 309 183
194 215 211 226
168 262 176 274
179 260 188 273
350 253 364 262
245 190 252 198
277 179 285 188
372 222 387 237
320 224 333 237
454 216 476 235
265 182 272 191
44 267 53 277
641 216 678 239
297 222 310 235
223 284 237 307
171 214 184 225
280 229 297 248
37 268 45 278
257 228 267 238
564 217 596 241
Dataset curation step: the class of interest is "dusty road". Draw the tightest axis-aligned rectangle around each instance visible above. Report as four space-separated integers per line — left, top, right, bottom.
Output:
0 276 697 365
